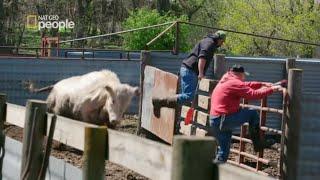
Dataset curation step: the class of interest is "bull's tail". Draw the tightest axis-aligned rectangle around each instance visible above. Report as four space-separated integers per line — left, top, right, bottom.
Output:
23 80 54 93
32 85 54 93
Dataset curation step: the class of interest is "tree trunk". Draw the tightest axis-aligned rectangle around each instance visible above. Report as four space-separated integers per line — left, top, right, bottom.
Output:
0 0 5 45
75 0 85 47
157 0 170 14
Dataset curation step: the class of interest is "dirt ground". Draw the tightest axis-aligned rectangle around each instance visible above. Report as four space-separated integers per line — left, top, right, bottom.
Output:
4 115 280 179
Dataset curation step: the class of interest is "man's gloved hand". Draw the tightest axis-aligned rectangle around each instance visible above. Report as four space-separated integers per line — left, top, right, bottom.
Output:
262 82 273 87
274 79 288 87
271 85 283 92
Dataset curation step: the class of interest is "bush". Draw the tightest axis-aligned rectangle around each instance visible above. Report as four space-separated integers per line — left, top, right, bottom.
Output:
122 8 191 51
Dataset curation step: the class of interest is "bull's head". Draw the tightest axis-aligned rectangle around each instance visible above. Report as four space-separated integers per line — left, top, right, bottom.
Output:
103 85 120 123
100 84 140 126
116 84 140 117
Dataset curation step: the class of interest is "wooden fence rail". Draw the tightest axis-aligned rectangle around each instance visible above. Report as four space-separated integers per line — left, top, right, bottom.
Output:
2 100 218 180
1 100 275 180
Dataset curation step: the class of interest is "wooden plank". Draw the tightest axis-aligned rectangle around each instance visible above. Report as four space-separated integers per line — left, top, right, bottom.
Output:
195 128 207 137
196 111 209 126
6 103 26 128
141 66 178 144
108 129 172 180
197 95 211 111
219 164 274 180
137 51 152 135
198 78 218 93
47 114 98 151
179 121 192 136
6 104 97 151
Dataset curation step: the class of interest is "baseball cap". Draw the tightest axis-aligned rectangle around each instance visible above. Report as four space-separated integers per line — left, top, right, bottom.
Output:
215 30 227 41
230 64 250 76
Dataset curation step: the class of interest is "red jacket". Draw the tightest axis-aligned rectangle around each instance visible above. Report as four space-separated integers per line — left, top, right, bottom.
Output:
210 72 273 116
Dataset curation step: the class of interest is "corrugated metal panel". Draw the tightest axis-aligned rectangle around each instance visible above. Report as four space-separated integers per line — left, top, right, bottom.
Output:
298 94 320 180
55 49 141 60
149 51 217 78
226 57 286 130
296 60 320 96
0 58 140 113
2 136 82 180
149 52 187 75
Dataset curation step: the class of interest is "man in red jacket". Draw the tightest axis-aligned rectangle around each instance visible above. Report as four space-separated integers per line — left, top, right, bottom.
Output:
210 65 282 163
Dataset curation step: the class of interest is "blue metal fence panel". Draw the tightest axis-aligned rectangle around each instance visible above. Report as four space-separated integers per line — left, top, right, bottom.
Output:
298 94 320 180
296 59 320 96
0 58 140 113
2 136 82 180
149 52 187 74
55 49 141 60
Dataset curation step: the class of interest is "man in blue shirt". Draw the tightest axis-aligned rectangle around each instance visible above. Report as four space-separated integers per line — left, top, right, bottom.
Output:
153 31 227 116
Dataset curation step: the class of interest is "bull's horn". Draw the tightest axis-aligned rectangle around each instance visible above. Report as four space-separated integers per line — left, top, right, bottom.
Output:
133 87 140 96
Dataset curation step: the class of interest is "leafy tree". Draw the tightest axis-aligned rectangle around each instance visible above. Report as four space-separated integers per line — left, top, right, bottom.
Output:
122 8 190 51
217 0 320 57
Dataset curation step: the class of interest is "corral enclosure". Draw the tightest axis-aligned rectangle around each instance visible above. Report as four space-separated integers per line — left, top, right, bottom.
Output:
0 50 320 179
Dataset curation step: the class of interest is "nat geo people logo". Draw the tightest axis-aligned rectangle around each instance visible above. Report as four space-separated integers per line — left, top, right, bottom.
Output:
26 15 75 30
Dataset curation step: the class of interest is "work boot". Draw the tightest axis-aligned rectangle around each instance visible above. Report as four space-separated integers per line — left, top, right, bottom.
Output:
249 125 275 152
152 96 178 118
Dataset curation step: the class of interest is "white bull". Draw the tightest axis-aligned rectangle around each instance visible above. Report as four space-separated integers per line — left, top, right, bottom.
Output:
34 70 139 125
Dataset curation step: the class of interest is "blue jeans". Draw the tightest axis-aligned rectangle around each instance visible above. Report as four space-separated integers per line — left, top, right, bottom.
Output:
210 109 260 162
177 66 198 104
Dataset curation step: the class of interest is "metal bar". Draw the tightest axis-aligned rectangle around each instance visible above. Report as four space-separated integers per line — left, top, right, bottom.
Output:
239 126 247 164
0 56 140 61
0 46 172 52
232 135 252 143
60 21 176 43
239 99 248 164
179 21 320 47
227 160 270 176
173 21 180 55
240 104 283 114
260 126 282 135
232 135 280 152
257 98 267 170
146 22 177 47
280 88 288 178
230 149 270 165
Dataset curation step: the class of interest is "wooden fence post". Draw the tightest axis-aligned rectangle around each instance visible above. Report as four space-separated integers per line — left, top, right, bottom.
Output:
280 58 296 178
137 50 151 135
285 58 296 78
0 93 7 180
214 54 226 80
283 69 303 180
171 136 218 180
20 100 47 180
173 21 180 55
83 126 107 180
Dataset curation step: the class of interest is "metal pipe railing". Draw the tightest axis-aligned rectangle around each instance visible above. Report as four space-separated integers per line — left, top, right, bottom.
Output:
59 21 176 44
228 88 288 176
146 21 177 48
239 104 283 114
